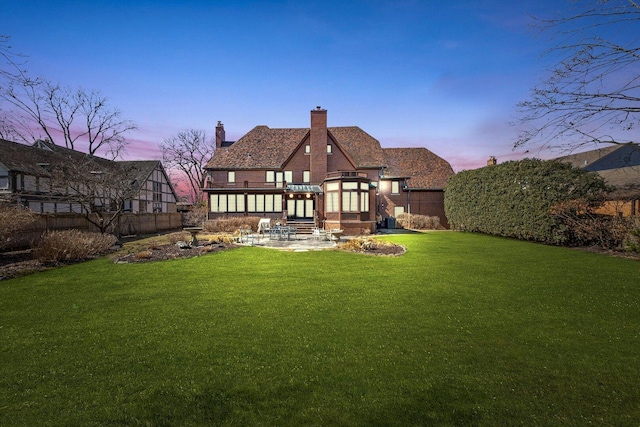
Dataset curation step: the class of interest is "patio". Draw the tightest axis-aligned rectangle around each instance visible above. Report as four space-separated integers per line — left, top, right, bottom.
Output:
237 233 344 251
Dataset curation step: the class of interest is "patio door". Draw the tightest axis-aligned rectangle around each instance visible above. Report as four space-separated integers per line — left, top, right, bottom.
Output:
287 198 314 219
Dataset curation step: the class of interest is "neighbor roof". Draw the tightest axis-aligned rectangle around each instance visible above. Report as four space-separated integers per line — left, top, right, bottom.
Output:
557 143 640 199
383 148 454 189
0 138 108 176
0 139 176 196
557 144 634 170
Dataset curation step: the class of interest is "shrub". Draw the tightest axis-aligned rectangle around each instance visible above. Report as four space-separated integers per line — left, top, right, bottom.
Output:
396 213 440 230
0 203 37 248
135 250 153 260
624 218 640 253
204 217 262 233
33 230 117 263
445 159 608 245
338 236 398 253
207 234 235 244
553 201 634 249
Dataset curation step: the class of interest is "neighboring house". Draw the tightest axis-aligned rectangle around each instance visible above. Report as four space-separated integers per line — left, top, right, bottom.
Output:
0 138 178 214
204 107 454 233
557 143 640 216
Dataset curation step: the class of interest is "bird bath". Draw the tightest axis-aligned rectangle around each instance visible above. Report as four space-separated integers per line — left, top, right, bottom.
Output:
183 227 203 247
329 229 344 242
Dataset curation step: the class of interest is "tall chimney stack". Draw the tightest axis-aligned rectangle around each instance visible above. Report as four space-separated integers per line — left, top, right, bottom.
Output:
215 121 225 149
309 107 328 183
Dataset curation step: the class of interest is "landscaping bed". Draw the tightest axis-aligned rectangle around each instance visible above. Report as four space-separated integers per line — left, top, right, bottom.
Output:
1 232 405 279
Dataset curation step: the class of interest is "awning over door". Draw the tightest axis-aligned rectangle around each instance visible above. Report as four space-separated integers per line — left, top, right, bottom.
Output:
286 184 323 194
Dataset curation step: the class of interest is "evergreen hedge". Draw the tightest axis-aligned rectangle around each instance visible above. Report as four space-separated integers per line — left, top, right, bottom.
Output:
444 159 608 245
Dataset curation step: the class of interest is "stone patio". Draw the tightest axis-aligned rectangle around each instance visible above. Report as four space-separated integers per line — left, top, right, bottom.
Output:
237 234 344 251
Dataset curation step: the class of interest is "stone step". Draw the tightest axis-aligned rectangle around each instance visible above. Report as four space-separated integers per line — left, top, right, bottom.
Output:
286 221 315 234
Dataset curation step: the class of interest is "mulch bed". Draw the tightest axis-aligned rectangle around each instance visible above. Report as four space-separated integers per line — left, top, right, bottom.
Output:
112 242 235 263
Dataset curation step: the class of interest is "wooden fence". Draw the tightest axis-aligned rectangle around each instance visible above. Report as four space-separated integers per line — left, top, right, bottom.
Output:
5 212 183 250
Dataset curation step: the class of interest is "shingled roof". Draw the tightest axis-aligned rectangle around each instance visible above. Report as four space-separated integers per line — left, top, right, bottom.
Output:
205 125 387 170
328 127 387 168
557 143 640 199
557 144 630 170
206 126 309 169
383 147 454 189
0 138 117 176
0 139 174 194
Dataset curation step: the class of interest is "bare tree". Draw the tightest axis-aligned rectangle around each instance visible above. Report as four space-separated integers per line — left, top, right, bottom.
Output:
0 35 26 83
1 78 136 158
515 0 640 152
161 129 215 203
48 153 142 235
0 35 31 140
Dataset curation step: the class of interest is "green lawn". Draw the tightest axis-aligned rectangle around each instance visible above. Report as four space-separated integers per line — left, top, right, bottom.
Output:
1 232 639 426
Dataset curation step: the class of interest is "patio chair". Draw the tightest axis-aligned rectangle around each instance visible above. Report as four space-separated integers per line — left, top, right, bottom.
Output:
257 218 271 238
312 227 327 241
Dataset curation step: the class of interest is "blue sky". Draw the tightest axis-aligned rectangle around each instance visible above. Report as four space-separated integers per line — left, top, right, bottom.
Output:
1 0 573 170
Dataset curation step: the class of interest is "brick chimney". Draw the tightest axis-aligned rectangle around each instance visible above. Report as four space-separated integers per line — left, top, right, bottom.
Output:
487 156 497 166
310 107 328 183
215 121 225 149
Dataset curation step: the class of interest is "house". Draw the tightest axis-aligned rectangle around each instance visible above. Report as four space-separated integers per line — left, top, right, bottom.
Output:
557 143 640 216
204 107 454 233
0 138 178 214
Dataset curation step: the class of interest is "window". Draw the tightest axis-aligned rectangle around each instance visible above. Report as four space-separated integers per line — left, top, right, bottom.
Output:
326 182 339 191
342 182 359 212
326 182 339 212
153 181 162 203
327 144 332 153
342 182 358 190
0 169 9 189
303 171 310 183
266 171 284 187
361 191 369 212
342 191 358 212
284 171 293 184
326 192 339 213
228 171 236 183
210 194 246 213
391 181 400 194
305 145 310 154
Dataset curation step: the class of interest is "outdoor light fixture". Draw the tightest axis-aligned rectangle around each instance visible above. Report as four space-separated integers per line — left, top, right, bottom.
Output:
289 194 294 198
306 193 311 199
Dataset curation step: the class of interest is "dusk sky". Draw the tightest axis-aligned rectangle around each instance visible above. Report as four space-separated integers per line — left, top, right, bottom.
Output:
1 0 576 171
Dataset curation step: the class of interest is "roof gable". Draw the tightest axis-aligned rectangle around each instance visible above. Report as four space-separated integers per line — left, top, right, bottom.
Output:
328 127 386 168
205 125 387 170
383 147 454 189
206 126 309 169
